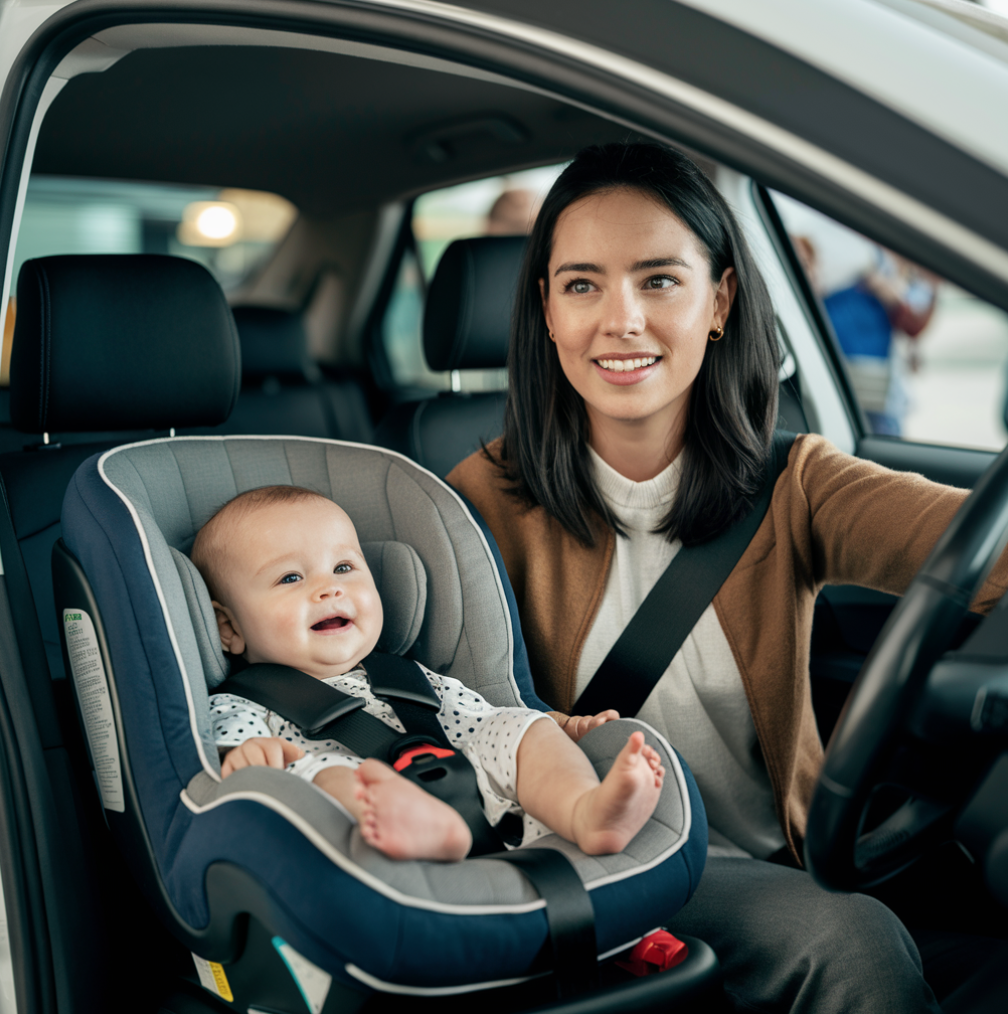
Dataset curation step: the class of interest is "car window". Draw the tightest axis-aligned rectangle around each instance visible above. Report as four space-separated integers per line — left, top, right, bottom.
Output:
10 176 296 295
380 163 566 392
771 190 1008 452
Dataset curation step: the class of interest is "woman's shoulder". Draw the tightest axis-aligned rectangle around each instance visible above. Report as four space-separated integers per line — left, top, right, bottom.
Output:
447 441 594 558
448 438 508 494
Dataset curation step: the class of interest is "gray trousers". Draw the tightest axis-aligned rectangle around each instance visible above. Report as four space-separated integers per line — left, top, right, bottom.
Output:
664 856 942 1013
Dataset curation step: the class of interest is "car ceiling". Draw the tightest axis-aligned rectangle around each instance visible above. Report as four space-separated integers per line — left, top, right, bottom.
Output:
32 45 637 217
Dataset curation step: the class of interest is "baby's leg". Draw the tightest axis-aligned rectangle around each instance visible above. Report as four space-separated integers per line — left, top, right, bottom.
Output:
312 762 471 861
354 760 472 862
515 721 664 856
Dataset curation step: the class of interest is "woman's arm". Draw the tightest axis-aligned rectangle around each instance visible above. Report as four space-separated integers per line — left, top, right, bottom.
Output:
793 434 1008 611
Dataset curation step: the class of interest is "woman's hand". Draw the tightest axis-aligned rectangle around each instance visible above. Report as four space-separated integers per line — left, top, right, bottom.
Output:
220 737 304 778
554 710 620 743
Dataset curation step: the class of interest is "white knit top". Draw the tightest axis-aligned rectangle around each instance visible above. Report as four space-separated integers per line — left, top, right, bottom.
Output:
575 447 786 859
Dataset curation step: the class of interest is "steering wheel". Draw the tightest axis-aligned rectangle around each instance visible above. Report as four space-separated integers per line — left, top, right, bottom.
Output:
804 442 1008 893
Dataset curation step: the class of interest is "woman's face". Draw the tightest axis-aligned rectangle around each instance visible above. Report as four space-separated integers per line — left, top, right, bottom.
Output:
541 187 736 440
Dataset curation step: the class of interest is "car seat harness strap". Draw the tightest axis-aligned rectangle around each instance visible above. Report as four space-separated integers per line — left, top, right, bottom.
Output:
488 847 599 999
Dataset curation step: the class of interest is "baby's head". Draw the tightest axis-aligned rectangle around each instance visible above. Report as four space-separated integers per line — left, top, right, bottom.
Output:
191 486 383 679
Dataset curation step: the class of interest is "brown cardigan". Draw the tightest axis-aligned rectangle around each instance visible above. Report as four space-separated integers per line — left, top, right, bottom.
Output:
448 433 1008 862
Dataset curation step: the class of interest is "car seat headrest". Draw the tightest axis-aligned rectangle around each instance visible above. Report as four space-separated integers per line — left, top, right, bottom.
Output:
171 538 427 688
233 306 316 382
10 254 240 433
423 236 526 371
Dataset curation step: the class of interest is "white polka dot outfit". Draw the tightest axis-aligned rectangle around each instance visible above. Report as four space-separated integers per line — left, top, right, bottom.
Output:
210 663 554 845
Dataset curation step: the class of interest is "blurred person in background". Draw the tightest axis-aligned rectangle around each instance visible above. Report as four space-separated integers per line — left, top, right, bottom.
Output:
485 188 540 234
793 236 937 435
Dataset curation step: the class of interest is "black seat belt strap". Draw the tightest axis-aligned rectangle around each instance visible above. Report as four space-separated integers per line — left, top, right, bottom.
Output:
491 848 598 999
574 432 795 718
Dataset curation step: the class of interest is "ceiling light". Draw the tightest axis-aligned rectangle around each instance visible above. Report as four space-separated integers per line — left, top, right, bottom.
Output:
178 201 243 247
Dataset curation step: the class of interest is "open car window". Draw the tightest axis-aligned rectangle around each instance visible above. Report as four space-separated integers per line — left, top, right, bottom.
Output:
771 190 1008 452
380 163 566 393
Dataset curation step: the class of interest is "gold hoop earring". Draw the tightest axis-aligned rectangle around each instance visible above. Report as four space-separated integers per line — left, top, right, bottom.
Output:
708 326 724 342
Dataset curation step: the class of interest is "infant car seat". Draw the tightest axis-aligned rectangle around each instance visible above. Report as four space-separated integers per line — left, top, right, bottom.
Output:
29 255 712 1012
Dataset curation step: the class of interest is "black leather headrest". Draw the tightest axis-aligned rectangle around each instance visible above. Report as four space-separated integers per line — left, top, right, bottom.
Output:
232 306 313 381
11 254 240 433
423 236 526 371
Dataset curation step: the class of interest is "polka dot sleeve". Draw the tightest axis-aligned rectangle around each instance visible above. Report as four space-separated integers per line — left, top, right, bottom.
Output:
209 693 273 747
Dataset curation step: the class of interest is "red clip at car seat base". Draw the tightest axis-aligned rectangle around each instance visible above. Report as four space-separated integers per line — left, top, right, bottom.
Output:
615 930 688 976
393 744 457 772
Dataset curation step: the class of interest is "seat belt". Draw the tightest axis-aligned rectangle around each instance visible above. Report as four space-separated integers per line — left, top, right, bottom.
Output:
220 652 519 855
573 432 795 717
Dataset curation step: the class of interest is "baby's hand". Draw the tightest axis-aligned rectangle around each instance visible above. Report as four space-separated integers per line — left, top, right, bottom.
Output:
221 737 304 778
560 710 620 743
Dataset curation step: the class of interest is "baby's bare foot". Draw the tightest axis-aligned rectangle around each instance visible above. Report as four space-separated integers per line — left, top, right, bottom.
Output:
354 758 472 862
571 732 664 855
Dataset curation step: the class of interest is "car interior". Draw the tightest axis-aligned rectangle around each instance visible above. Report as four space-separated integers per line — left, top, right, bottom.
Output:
0 8 1006 1014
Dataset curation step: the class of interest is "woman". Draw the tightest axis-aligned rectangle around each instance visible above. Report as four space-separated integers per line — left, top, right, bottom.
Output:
448 143 1006 1013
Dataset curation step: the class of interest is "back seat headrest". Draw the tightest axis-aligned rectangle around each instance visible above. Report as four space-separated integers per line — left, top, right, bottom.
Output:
423 235 526 371
10 254 240 433
232 306 315 382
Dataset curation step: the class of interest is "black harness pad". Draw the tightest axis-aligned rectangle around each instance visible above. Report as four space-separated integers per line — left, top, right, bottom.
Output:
224 663 365 737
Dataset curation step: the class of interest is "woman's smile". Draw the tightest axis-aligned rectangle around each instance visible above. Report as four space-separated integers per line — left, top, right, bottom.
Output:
593 353 662 384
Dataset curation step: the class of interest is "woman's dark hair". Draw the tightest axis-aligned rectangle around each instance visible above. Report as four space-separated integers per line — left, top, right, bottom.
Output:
498 142 779 547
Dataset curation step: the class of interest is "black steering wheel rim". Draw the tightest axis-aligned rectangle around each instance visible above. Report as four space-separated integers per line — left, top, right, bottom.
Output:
804 441 1008 891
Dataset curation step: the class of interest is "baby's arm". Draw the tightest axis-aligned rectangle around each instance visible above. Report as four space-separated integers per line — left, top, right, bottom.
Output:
220 737 304 777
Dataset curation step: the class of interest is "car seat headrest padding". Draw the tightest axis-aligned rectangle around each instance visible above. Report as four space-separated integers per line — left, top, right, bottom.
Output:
360 541 427 657
423 236 526 371
172 539 427 689
232 306 314 381
10 254 241 433
171 549 230 688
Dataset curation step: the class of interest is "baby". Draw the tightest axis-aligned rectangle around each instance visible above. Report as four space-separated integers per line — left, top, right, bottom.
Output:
192 485 665 862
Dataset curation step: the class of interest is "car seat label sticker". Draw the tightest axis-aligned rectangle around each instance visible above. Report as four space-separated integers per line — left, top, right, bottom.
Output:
191 954 234 1002
62 610 125 813
272 937 332 1014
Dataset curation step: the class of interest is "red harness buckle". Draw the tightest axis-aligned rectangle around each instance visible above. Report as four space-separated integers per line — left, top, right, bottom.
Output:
616 930 688 976
393 744 457 772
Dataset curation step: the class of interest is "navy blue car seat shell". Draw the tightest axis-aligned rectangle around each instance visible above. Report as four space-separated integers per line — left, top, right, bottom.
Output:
59 435 706 999
18 253 707 1007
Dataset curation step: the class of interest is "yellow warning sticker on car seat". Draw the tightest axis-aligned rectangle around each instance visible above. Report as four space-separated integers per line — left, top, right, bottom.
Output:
192 954 234 1003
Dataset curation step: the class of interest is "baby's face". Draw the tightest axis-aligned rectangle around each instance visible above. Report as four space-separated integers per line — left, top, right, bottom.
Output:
212 498 382 678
